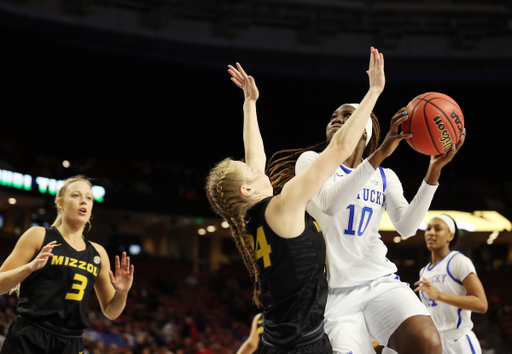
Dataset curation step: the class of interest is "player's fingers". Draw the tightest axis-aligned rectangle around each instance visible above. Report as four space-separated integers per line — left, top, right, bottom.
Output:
230 78 243 89
125 255 131 271
130 264 135 276
227 64 241 75
236 62 248 78
39 251 54 259
457 132 466 148
115 255 121 271
108 270 115 283
391 113 408 126
42 241 57 251
399 133 412 140
228 69 243 83
372 47 380 68
369 47 375 68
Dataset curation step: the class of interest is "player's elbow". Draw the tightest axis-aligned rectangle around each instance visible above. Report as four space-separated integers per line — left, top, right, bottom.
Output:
333 141 356 160
395 225 417 239
321 206 338 217
475 299 488 314
103 312 120 321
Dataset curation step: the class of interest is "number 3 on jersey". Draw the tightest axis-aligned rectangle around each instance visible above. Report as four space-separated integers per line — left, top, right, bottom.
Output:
345 204 373 236
248 226 272 268
65 273 88 301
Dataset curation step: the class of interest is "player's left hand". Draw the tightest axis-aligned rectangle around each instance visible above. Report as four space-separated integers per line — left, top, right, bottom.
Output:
414 277 441 300
109 252 134 295
228 62 259 102
430 129 466 169
377 108 411 157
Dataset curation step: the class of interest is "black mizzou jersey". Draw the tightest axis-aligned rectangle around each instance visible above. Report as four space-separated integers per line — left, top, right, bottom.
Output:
246 197 328 349
17 226 101 331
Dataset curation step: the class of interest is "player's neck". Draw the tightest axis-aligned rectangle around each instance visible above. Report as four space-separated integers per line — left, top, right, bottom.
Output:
57 223 85 243
342 145 364 169
431 248 451 266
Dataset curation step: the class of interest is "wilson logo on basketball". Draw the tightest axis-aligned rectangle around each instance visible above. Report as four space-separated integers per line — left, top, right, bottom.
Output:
433 114 453 151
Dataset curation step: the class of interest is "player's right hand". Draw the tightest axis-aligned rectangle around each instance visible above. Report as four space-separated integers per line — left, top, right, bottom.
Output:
28 241 56 272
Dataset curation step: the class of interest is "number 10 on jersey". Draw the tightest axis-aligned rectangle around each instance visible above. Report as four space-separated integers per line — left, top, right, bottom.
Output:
344 205 373 236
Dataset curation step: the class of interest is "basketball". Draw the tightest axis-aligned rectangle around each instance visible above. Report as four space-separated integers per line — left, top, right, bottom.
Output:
402 92 465 156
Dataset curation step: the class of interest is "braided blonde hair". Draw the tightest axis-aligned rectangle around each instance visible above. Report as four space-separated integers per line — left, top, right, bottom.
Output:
52 175 93 233
205 158 262 306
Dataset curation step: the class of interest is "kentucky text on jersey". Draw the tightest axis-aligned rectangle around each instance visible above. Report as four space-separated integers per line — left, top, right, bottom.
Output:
51 256 99 277
427 274 448 283
356 187 384 205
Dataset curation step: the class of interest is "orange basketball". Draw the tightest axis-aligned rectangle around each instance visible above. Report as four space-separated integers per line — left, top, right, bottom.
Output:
403 92 465 156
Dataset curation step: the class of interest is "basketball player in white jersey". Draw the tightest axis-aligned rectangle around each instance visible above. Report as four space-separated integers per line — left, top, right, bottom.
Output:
414 215 487 354
282 103 466 353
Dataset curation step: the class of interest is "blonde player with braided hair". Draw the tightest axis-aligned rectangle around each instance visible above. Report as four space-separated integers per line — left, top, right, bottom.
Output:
0 175 134 354
206 47 386 353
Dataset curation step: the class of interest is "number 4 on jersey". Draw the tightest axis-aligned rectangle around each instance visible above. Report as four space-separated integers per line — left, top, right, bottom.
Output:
248 226 272 268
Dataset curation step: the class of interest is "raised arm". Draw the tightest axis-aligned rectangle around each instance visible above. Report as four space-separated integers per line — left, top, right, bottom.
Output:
228 63 265 173
296 108 411 216
385 131 466 237
267 47 386 237
424 130 466 185
92 245 134 320
0 227 53 295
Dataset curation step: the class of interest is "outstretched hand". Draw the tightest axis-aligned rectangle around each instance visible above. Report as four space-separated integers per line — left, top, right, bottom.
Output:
367 47 385 94
430 130 466 169
28 241 56 272
228 63 259 101
414 277 441 300
109 252 134 295
377 108 411 157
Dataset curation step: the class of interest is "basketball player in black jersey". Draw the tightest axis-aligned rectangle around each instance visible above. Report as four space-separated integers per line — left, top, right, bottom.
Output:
0 176 134 354
206 47 385 353
236 313 264 354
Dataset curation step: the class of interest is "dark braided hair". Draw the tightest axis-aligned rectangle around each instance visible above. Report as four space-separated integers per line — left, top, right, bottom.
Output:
205 158 262 306
266 112 381 194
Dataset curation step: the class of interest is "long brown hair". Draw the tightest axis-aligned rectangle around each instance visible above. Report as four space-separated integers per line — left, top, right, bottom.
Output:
266 112 381 194
52 175 93 232
205 158 262 306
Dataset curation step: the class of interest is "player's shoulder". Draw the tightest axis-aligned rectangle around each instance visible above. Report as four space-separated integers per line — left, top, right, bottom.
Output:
449 250 472 263
297 150 319 163
296 151 320 173
380 166 397 178
19 226 47 244
89 241 107 256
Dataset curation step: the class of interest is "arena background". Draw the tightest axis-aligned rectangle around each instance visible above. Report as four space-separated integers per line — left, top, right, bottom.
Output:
0 1 511 353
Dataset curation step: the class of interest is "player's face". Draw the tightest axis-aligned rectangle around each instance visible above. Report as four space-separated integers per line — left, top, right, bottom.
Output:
424 218 454 252
326 104 368 143
59 181 93 226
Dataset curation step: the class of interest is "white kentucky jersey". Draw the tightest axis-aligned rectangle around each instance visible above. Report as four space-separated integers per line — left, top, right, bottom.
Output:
296 151 438 288
419 251 477 332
